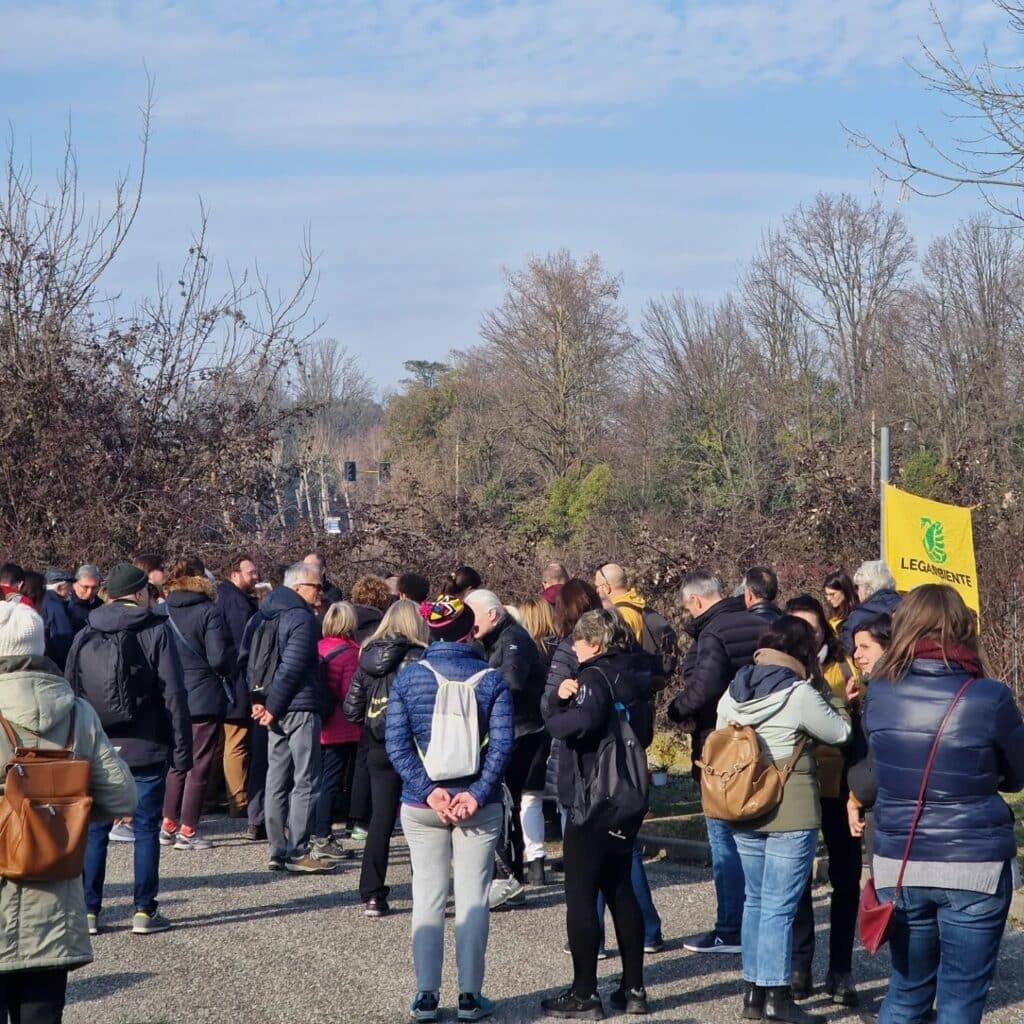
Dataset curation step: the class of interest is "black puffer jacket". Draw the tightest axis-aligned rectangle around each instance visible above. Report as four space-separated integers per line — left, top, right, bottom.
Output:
543 636 578 800
343 636 425 744
65 600 192 772
542 647 653 808
66 592 101 635
216 579 259 720
238 587 320 720
479 614 547 739
668 595 765 770
162 577 236 720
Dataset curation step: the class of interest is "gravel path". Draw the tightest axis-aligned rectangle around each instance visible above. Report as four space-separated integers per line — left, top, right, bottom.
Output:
65 815 1024 1024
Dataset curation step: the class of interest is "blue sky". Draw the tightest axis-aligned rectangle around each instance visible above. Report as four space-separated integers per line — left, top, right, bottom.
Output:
0 0 1009 387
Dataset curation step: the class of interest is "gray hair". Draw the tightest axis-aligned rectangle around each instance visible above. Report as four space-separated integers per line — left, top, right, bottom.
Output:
573 608 633 652
76 564 102 582
465 589 504 616
284 561 319 589
853 560 896 598
680 570 721 602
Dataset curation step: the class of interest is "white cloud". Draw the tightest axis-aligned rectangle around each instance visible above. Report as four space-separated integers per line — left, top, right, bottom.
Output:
0 0 1004 146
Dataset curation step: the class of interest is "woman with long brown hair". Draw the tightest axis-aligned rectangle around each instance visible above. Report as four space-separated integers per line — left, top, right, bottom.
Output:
865 584 1024 1024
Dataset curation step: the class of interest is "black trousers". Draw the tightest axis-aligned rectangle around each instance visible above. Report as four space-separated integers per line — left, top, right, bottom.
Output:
0 967 68 1024
348 739 372 826
792 796 863 975
246 721 269 828
495 731 549 882
359 739 403 901
564 821 644 997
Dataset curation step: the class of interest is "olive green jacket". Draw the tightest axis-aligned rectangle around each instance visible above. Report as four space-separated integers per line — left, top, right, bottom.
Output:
0 657 137 973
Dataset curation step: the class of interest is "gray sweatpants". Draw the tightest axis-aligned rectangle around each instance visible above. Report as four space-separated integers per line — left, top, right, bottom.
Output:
266 711 322 860
401 801 503 994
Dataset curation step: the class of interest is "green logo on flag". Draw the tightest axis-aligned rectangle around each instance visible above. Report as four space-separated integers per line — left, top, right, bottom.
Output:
921 517 948 565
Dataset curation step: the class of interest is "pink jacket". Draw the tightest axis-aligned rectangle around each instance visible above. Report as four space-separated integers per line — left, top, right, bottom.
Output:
318 637 361 745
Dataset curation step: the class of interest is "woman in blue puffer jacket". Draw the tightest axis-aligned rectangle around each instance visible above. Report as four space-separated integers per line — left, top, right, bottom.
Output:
386 596 513 1024
865 584 1024 1024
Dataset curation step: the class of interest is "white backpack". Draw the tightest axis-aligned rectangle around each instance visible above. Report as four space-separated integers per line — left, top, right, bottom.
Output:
418 663 491 781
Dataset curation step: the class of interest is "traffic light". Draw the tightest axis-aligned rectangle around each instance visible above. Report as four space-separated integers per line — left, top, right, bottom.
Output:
378 461 391 484
344 461 356 482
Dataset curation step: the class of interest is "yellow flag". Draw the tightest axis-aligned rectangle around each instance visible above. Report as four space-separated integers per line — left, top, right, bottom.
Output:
883 483 979 616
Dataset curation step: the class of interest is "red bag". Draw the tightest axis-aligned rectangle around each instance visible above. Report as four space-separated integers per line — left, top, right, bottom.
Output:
857 676 975 953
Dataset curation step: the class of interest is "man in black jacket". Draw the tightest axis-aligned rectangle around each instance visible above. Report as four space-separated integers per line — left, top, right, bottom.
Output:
668 570 765 956
67 562 192 935
239 562 332 874
466 589 550 901
742 565 784 624
217 555 261 831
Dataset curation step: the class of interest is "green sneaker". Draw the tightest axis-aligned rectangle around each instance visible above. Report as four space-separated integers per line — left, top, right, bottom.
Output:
86 912 99 936
132 910 171 934
350 825 369 841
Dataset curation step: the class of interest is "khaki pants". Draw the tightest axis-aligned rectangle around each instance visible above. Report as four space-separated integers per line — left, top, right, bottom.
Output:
223 722 250 817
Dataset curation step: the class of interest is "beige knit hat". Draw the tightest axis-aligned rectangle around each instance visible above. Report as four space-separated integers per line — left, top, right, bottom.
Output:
0 600 45 658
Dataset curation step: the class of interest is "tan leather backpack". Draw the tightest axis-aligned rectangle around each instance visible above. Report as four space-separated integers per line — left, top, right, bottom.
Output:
0 709 93 881
695 722 807 824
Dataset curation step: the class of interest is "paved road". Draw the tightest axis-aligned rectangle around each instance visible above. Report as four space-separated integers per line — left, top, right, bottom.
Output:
65 816 1024 1024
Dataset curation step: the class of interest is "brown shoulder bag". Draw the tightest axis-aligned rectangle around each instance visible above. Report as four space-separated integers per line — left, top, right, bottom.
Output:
696 722 807 823
0 708 93 882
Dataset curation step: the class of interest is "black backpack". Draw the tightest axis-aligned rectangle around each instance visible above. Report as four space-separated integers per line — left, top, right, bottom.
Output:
619 603 679 692
570 669 650 836
247 617 280 702
67 628 154 729
317 643 353 720
364 653 419 743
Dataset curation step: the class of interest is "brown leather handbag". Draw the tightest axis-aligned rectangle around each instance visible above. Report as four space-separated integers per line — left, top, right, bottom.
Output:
858 676 976 953
0 709 93 882
696 722 807 823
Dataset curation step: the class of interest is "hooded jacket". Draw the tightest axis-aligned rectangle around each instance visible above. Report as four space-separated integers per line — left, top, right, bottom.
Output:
42 590 74 671
65 601 192 772
343 636 425 743
0 656 137 973
216 579 259 720
238 586 320 720
865 656 1024 866
478 614 547 738
668 595 765 768
386 641 513 807
318 636 360 745
840 588 902 652
542 647 654 810
353 605 385 645
612 590 646 644
716 651 851 832
161 576 236 721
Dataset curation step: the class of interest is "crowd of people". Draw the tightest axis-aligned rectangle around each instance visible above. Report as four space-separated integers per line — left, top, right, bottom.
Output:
0 552 1020 1024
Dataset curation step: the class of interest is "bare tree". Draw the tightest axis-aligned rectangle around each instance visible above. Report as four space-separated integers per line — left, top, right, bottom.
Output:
849 1 1024 219
780 193 915 411
479 250 633 482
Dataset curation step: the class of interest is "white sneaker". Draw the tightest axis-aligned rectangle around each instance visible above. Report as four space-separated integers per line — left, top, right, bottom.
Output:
488 877 526 910
108 823 135 843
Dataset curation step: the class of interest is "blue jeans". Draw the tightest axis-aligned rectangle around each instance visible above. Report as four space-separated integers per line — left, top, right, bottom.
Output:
877 865 1011 1024
734 828 817 987
706 815 745 942
597 842 662 946
84 769 164 914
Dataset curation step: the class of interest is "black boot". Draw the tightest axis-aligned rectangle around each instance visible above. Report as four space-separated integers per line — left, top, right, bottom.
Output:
742 982 765 1020
763 987 826 1024
790 971 812 1001
527 857 547 885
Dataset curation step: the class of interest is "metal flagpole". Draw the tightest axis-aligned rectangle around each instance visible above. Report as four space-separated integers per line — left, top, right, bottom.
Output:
880 426 891 563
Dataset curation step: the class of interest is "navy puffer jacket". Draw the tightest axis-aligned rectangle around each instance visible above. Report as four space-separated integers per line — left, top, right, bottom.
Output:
865 657 1024 864
162 577 236 720
386 641 513 807
840 589 902 653
238 586 320 719
216 579 259 720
